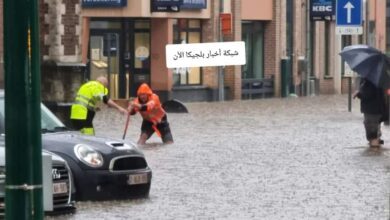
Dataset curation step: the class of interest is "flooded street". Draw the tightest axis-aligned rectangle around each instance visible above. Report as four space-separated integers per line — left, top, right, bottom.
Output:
49 95 390 219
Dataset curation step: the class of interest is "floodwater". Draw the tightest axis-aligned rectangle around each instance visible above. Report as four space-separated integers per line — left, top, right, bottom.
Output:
47 95 390 220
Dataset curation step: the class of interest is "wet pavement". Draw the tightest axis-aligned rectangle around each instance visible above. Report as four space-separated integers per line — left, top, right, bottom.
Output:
48 95 390 219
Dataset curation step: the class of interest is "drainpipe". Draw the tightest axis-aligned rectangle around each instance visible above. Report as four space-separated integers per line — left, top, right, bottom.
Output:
306 0 312 96
286 0 295 95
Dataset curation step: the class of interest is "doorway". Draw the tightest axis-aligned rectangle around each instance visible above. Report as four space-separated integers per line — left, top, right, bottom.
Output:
125 20 151 97
89 32 121 99
89 19 151 99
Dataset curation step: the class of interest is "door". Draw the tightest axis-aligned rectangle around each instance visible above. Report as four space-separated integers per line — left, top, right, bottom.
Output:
126 20 151 97
89 31 121 99
89 20 150 99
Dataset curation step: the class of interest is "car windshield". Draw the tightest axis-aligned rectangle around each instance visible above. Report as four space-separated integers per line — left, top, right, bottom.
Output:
0 98 66 134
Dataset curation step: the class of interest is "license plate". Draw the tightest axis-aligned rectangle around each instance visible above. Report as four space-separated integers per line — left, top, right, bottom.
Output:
127 173 148 185
53 182 68 194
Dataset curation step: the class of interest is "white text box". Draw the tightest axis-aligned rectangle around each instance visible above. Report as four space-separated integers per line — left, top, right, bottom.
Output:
166 41 246 68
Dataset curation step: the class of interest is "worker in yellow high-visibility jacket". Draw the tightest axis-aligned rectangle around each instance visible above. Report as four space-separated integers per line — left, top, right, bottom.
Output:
70 76 127 135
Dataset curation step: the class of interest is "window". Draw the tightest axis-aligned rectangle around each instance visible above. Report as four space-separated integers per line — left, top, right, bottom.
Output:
172 19 202 86
134 20 151 69
324 22 331 77
310 22 315 77
241 21 264 79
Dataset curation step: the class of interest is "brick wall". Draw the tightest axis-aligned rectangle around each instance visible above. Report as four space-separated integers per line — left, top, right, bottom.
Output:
201 0 219 91
319 79 335 94
201 0 243 100
264 20 277 79
341 77 356 94
62 0 79 56
223 0 242 100
43 0 81 62
40 0 49 57
272 0 281 97
41 0 84 105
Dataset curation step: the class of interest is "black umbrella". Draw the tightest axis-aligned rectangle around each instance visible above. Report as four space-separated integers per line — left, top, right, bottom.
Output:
339 44 390 89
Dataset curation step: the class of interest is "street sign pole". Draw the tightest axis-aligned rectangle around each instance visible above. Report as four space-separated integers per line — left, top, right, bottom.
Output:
336 0 362 112
4 0 43 218
348 77 352 112
344 64 355 112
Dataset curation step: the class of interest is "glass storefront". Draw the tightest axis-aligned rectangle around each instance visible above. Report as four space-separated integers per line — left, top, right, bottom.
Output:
89 22 121 99
172 19 202 86
89 19 151 99
129 20 151 97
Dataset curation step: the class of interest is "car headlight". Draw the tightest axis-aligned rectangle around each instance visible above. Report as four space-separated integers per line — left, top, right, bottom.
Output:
74 144 104 168
0 166 5 181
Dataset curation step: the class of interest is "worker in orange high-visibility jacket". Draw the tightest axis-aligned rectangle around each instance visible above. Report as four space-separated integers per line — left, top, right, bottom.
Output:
128 83 174 145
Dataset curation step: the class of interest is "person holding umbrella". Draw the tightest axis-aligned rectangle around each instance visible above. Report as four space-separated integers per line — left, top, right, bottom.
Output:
353 78 387 148
340 44 390 148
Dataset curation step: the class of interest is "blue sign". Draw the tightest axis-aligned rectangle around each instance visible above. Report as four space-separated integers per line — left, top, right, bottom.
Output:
336 0 362 26
151 0 183 12
310 0 335 21
82 0 127 8
181 0 207 9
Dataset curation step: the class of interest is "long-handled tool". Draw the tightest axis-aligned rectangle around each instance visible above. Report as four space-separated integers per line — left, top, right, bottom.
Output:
122 112 131 140
152 125 161 137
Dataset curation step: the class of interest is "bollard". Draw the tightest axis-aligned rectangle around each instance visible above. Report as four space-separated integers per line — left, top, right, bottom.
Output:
309 79 315 96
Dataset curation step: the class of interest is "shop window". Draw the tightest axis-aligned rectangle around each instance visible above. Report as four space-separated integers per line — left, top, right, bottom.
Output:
310 22 315 77
173 19 202 86
103 34 118 56
188 20 201 28
241 21 264 79
324 22 331 77
134 33 150 69
135 20 151 30
90 21 121 29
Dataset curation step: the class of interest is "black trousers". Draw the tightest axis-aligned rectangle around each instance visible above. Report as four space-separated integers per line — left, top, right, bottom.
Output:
141 115 173 143
71 110 95 132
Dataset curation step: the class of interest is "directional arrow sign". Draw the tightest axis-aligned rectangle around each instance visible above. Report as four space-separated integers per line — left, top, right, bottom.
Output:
336 0 362 35
344 2 354 23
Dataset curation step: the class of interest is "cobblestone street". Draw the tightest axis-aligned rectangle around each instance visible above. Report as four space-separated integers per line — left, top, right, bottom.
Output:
50 95 390 219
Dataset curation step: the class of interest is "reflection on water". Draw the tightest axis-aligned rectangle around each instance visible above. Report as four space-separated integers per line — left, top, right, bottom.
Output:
138 142 166 150
361 147 390 157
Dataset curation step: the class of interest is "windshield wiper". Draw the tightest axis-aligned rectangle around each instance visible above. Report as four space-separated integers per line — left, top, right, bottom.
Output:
41 128 54 133
41 126 68 133
53 126 68 131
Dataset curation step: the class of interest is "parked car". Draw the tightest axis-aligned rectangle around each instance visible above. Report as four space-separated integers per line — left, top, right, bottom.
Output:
0 91 152 201
0 148 76 216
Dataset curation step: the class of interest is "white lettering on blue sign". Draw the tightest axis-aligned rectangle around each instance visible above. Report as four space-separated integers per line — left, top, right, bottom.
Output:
183 0 204 3
82 0 125 5
181 0 206 9
312 5 332 12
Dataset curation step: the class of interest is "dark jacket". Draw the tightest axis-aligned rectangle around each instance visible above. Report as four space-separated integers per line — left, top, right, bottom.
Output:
357 79 386 118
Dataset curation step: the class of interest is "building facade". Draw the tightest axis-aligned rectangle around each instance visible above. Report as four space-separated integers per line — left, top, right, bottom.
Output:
0 0 388 103
78 0 276 102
